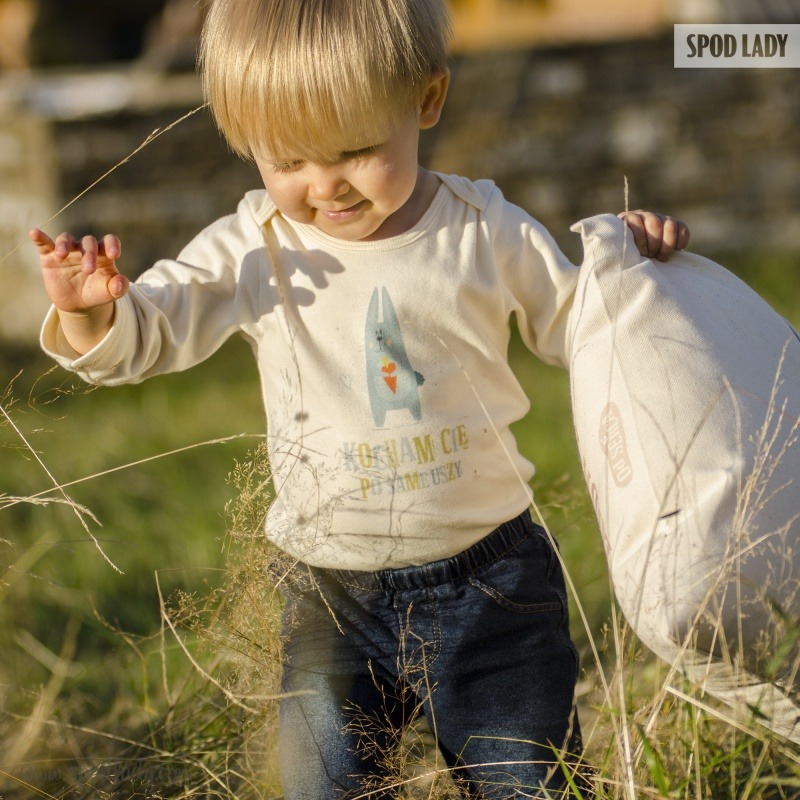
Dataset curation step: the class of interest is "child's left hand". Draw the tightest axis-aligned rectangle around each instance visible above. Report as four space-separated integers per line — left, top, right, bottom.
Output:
618 210 690 262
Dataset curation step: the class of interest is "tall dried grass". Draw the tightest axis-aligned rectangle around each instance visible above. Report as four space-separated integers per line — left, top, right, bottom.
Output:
0 111 798 800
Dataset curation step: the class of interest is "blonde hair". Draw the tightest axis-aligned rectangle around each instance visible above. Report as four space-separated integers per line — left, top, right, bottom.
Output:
199 0 451 162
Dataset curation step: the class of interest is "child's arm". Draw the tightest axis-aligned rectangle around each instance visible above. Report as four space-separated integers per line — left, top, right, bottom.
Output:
29 229 130 355
618 210 690 262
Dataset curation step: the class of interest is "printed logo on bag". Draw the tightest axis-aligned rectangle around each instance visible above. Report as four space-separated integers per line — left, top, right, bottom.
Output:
599 403 633 488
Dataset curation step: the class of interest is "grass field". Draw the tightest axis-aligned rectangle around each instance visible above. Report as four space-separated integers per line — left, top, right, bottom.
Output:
0 247 798 798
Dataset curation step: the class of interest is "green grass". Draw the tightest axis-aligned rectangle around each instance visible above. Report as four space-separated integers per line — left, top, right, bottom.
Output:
1 337 263 636
1 248 799 798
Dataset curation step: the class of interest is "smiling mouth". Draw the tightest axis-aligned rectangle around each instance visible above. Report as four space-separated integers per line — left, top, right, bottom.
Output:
318 200 367 221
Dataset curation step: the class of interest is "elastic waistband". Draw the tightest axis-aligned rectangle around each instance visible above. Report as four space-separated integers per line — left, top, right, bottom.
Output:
317 510 539 592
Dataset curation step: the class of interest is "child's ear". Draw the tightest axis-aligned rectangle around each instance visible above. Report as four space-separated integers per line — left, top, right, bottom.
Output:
419 69 450 130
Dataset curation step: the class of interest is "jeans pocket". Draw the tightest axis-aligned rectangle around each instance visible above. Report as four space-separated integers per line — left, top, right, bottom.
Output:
467 574 563 614
466 529 566 615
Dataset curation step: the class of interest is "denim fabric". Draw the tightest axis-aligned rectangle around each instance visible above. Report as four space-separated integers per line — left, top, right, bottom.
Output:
279 511 587 799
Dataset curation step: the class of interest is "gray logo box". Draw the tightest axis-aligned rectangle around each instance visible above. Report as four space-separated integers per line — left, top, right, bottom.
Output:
674 24 800 68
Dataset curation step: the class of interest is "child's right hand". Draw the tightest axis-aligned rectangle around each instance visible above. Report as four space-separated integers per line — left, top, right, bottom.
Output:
30 229 131 354
29 229 130 313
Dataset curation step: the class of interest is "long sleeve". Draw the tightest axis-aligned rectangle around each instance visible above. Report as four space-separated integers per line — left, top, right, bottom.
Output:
481 182 579 368
40 192 275 386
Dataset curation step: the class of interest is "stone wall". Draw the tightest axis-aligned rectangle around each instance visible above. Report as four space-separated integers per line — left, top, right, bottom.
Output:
434 35 800 263
0 110 57 341
1 33 798 342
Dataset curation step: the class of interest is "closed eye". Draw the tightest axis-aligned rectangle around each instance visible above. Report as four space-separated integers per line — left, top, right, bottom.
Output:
272 159 304 174
269 144 379 173
338 144 380 162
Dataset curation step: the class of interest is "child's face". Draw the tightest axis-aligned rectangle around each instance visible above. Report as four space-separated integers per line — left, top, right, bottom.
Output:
254 114 426 241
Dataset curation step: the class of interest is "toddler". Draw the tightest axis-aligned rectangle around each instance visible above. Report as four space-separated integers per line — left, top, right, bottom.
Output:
31 0 688 796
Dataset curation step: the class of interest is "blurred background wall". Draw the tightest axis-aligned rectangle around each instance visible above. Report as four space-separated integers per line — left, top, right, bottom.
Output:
1 0 799 342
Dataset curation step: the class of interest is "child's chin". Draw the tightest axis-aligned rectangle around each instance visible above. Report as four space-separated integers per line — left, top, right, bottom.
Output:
322 219 385 242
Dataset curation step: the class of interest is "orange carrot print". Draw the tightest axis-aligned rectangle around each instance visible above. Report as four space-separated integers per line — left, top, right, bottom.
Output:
381 358 398 393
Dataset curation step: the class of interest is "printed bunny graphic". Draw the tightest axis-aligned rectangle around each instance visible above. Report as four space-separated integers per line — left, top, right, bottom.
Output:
365 287 425 427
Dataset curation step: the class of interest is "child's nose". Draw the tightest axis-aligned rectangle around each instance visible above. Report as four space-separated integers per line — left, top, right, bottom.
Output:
308 168 349 202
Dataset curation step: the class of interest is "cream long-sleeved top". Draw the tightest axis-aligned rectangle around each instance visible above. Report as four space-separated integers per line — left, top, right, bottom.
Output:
41 173 578 570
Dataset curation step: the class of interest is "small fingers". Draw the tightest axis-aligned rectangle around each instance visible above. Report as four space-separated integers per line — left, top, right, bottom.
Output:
99 234 121 262
55 232 77 260
653 217 690 261
619 211 689 262
33 231 78 261
654 217 678 261
80 235 99 273
108 273 129 299
677 220 690 250
82 234 123 273
642 213 666 260
618 211 648 256
30 230 121 271
29 228 55 253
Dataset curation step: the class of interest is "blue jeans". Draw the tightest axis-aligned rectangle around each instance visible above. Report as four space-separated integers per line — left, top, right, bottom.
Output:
279 511 587 799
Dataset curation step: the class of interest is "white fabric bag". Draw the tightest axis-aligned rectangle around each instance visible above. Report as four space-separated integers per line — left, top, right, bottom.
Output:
568 214 799 742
